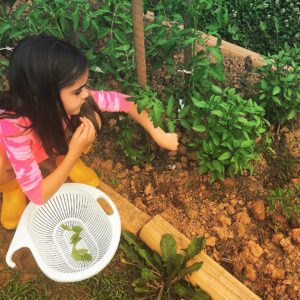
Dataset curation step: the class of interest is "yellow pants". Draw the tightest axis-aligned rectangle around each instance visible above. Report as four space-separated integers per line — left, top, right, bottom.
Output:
0 159 99 229
0 179 27 230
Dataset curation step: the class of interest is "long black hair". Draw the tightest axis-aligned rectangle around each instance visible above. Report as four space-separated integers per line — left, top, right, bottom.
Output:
0 34 101 156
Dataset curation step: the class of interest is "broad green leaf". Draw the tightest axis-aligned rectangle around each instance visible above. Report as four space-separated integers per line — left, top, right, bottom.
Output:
72 8 80 33
184 237 205 260
114 30 127 44
272 86 281 95
174 282 192 297
218 152 231 161
152 100 164 127
82 15 91 31
212 160 223 173
192 125 206 132
160 234 177 262
199 163 208 174
167 120 176 133
166 96 175 117
207 46 223 63
211 85 223 95
211 132 220 146
180 119 191 129
0 23 11 35
192 97 208 108
137 248 157 270
237 117 248 124
282 73 295 82
287 110 297 120
260 79 268 89
119 241 145 267
272 96 281 105
15 3 27 18
166 254 184 280
241 140 253 148
211 110 223 117
179 105 191 117
177 262 203 280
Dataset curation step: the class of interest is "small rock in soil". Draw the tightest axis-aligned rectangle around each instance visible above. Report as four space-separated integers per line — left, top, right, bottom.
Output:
236 211 251 225
219 215 232 226
206 236 216 247
132 165 140 172
266 263 285 280
248 241 264 258
251 200 266 221
290 228 300 244
272 232 284 245
235 222 246 237
245 264 257 281
144 183 154 196
102 159 113 171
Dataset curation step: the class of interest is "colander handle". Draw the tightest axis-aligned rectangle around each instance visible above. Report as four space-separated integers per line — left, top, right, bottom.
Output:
6 218 31 268
91 189 120 223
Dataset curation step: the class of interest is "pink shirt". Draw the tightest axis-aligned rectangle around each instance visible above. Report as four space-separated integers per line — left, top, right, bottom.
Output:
0 90 132 204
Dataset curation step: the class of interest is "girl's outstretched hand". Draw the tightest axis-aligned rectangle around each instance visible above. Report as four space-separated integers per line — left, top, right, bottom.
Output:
68 117 96 157
152 129 179 151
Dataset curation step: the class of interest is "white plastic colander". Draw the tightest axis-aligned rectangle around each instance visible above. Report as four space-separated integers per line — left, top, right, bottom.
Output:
6 183 121 282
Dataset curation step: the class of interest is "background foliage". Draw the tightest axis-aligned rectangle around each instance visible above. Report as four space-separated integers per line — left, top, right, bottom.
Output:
1 0 300 180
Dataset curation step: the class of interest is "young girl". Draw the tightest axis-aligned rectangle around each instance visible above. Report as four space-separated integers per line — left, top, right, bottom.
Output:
0 34 178 230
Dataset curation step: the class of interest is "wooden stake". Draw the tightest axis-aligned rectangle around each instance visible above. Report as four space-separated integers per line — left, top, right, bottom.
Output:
131 0 147 87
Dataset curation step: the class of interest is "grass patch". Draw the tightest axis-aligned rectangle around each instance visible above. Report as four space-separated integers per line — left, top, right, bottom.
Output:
0 251 139 300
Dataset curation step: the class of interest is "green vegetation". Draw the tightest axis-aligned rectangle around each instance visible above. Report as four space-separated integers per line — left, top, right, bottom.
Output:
61 224 92 262
266 184 300 222
195 0 300 54
0 250 140 300
121 231 210 299
255 44 300 126
1 1 300 183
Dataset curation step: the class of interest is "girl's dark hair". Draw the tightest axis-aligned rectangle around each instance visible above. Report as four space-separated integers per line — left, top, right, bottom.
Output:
0 34 102 156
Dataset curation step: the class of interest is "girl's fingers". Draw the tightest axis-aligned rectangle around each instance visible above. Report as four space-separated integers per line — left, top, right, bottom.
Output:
79 117 96 142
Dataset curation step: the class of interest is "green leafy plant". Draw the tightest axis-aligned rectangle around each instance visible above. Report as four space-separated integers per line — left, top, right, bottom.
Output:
266 184 300 222
255 44 300 126
61 224 92 262
197 0 300 54
182 86 270 182
120 231 211 300
0 0 136 89
115 117 151 165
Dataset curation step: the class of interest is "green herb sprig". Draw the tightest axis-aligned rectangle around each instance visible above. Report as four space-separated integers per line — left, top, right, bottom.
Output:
61 224 92 262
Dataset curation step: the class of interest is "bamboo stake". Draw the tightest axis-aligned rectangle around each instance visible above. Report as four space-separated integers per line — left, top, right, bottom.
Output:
139 215 261 300
131 0 147 87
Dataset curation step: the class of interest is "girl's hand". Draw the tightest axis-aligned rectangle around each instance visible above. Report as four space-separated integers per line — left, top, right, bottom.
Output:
152 130 179 151
68 117 96 157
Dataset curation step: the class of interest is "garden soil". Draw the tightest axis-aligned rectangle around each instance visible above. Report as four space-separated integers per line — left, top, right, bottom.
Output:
0 57 299 300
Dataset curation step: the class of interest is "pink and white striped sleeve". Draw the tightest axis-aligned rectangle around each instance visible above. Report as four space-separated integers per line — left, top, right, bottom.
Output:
0 119 43 205
90 90 133 112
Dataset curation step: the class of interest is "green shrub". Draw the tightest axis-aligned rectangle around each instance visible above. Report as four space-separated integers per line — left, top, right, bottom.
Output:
255 44 300 125
197 0 300 54
120 231 211 300
0 0 136 89
182 86 270 182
